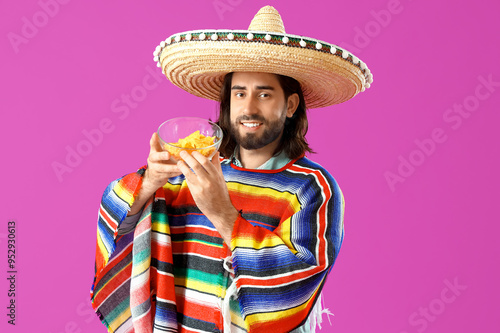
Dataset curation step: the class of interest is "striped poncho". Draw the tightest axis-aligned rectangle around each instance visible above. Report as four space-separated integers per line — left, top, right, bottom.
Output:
91 156 345 333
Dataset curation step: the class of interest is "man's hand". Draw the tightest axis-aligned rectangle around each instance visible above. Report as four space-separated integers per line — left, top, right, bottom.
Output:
143 132 183 192
177 150 239 245
128 132 182 215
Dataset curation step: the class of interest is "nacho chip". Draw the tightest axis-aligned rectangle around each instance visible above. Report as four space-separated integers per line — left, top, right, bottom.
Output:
164 130 217 160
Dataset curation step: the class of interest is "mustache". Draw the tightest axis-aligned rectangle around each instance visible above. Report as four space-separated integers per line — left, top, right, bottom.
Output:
235 115 266 123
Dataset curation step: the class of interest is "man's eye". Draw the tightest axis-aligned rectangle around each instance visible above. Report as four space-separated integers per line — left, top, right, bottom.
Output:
259 93 270 98
235 92 244 97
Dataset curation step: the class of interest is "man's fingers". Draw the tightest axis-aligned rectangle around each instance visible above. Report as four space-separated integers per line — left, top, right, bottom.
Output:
180 151 210 176
155 162 180 173
176 159 195 180
148 133 176 163
146 158 182 179
148 151 172 163
211 151 223 174
150 132 164 153
191 151 214 170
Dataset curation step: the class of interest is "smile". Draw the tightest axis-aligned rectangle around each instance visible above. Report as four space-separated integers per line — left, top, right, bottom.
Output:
241 122 262 128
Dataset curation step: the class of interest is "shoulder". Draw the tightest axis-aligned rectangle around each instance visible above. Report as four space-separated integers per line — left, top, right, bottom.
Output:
288 156 343 198
289 156 336 181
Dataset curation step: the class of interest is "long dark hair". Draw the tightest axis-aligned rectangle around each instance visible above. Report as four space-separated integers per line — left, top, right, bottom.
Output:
217 72 314 159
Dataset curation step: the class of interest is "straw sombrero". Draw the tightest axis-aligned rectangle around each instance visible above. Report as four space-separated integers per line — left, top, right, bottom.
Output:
153 5 373 109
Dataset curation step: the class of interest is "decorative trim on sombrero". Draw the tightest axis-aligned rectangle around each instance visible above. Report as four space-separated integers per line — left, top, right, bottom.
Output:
153 30 373 90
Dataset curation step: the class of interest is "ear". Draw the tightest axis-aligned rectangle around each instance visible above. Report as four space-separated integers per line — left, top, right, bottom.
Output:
286 93 300 118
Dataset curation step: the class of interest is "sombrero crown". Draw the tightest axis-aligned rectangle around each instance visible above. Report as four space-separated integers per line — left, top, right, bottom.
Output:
153 6 372 108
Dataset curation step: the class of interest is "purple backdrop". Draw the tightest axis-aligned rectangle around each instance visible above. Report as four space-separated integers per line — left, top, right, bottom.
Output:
1 0 499 332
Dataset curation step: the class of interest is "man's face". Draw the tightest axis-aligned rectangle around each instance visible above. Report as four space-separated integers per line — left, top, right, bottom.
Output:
229 72 293 151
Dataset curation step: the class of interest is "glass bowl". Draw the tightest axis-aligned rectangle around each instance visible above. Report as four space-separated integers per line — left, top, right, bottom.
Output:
157 117 223 162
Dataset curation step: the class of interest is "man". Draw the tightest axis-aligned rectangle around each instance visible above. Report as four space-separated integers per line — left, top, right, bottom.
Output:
91 6 372 333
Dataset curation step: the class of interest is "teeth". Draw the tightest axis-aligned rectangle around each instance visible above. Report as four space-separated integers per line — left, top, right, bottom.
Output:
242 123 260 128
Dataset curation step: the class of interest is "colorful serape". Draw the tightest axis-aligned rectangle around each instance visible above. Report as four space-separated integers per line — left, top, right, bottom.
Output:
91 156 344 332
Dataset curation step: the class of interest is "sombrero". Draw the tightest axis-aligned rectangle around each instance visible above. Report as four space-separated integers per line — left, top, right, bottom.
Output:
153 5 372 109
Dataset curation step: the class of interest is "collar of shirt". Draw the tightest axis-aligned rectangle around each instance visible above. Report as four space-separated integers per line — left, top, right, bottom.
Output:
230 147 292 170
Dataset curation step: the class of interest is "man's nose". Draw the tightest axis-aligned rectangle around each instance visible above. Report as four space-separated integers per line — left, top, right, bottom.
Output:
242 95 258 115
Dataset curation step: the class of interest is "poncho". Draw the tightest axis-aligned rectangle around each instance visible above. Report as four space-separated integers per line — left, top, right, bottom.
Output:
91 156 344 332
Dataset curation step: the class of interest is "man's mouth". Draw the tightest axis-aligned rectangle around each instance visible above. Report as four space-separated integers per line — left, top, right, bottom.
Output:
241 122 262 128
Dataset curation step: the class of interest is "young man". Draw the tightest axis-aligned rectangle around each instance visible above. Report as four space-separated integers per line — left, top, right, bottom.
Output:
91 6 372 333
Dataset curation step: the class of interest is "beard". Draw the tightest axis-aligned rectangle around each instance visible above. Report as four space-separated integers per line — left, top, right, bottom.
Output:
230 109 287 150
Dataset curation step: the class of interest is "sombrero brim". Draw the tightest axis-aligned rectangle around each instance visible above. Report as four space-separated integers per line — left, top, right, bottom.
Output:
155 30 372 109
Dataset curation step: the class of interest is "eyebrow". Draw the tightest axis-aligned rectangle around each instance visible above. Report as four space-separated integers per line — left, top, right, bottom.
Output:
231 85 275 90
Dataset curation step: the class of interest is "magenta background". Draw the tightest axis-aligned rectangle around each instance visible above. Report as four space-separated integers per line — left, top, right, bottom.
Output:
1 0 499 332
